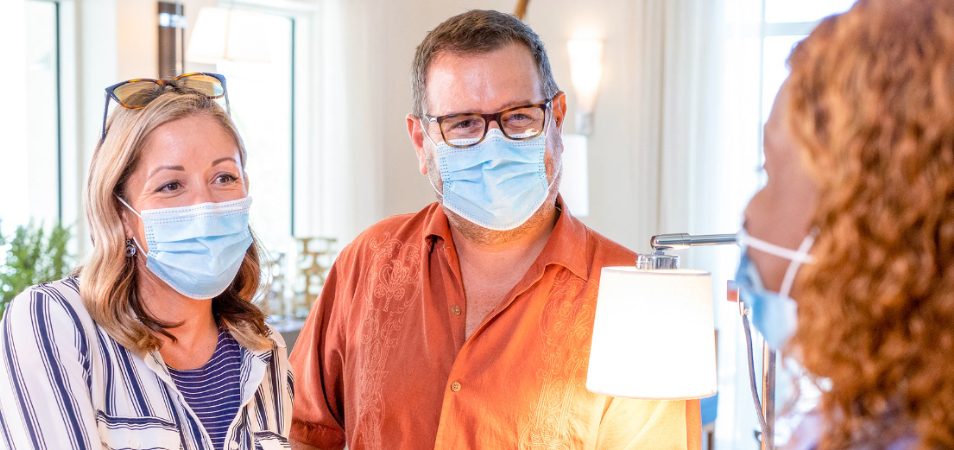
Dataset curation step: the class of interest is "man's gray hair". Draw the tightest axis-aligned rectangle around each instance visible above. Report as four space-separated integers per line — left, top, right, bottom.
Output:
411 9 560 117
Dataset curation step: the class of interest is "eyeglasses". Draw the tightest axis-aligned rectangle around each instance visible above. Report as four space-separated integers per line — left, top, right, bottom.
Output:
421 98 553 149
100 72 230 140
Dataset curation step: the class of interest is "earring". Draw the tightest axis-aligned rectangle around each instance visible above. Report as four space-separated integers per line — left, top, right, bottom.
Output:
125 239 137 257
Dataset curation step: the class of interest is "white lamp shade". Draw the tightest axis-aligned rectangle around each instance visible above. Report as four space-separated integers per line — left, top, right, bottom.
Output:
559 134 589 216
587 267 717 399
187 7 271 64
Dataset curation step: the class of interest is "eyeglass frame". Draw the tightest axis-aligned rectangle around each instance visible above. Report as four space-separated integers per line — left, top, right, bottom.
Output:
420 96 556 149
100 72 231 141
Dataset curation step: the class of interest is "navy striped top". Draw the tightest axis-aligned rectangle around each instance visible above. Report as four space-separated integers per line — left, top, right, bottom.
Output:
168 329 243 450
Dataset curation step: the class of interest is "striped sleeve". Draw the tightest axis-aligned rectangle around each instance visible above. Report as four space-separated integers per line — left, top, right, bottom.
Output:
0 285 99 450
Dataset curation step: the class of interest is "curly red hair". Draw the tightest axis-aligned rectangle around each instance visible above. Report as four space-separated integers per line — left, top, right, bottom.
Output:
786 0 954 447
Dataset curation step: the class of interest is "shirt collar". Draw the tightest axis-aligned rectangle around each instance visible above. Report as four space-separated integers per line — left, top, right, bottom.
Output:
423 202 453 246
422 196 590 280
144 330 278 406
536 196 590 280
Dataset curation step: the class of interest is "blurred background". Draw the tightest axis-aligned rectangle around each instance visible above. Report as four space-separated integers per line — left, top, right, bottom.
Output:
0 0 855 448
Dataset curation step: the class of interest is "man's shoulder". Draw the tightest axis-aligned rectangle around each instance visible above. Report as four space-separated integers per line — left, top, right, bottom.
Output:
340 203 440 257
580 224 637 267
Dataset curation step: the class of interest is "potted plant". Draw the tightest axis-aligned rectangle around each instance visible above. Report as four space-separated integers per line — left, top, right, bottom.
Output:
0 220 73 318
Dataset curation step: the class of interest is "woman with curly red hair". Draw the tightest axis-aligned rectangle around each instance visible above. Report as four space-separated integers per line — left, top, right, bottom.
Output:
737 0 954 448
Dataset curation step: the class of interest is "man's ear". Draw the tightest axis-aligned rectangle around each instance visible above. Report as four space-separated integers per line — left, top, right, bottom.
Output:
406 114 429 175
552 91 568 130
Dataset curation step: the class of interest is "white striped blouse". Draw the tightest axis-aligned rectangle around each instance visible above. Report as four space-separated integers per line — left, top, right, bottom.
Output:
0 277 294 450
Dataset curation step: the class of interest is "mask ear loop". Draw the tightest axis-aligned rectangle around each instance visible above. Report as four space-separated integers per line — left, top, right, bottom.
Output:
115 195 141 218
115 195 148 256
736 228 815 264
778 230 818 297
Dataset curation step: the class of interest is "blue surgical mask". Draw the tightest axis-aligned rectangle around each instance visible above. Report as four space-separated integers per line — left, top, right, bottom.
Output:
425 126 560 231
117 196 253 299
734 228 816 349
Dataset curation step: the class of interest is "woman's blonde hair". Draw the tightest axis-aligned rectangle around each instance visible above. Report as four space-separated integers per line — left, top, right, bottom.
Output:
787 0 954 447
81 88 271 353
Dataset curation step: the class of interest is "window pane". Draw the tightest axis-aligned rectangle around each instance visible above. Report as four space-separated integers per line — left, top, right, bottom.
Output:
764 0 856 24
1 1 59 235
761 34 806 123
216 11 294 250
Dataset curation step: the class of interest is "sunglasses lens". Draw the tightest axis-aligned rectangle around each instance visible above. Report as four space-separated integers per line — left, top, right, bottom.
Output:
178 74 225 98
113 81 162 108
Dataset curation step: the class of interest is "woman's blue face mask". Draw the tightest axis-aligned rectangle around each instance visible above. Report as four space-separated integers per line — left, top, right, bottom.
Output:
734 228 817 349
117 195 253 299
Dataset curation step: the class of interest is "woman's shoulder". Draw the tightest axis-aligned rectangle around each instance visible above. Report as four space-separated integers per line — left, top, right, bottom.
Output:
2 275 95 339
6 275 86 311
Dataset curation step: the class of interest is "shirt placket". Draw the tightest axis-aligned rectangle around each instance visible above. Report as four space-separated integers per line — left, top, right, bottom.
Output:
433 244 552 447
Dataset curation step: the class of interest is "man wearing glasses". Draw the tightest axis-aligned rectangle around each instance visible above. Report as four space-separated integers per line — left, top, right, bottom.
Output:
290 10 700 449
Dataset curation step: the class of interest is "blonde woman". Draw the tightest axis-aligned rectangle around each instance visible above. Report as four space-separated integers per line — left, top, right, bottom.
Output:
736 0 954 448
0 73 293 449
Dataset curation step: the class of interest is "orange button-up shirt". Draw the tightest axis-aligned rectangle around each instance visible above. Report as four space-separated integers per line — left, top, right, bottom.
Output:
290 201 701 449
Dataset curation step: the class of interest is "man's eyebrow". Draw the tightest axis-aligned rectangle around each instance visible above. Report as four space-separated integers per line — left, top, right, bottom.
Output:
434 98 540 117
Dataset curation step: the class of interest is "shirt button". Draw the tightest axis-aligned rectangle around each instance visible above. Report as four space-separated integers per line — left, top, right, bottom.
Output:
451 381 462 392
229 442 239 450
451 305 462 316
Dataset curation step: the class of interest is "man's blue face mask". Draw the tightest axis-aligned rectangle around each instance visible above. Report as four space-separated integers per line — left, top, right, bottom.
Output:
423 121 561 231
117 196 253 299
734 228 817 349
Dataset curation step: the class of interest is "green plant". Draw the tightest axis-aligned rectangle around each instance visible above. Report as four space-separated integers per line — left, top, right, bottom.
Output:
0 220 73 317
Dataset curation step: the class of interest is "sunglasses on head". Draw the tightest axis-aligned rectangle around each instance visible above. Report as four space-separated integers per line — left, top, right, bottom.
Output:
100 72 230 141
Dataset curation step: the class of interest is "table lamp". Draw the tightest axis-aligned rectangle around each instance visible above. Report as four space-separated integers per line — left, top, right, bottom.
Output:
587 266 718 399
588 233 780 450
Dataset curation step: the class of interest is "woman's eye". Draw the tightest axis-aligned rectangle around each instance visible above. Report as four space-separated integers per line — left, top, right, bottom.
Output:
215 173 238 184
157 181 181 193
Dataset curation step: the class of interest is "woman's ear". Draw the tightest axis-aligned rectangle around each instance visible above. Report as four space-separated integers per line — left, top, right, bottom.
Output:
117 196 136 239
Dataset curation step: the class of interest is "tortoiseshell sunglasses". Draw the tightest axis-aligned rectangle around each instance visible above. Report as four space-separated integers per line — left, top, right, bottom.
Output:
100 72 230 140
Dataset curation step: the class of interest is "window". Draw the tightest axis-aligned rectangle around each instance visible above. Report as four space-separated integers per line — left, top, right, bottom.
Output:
741 1 858 446
187 4 318 252
1 0 62 235
214 11 296 250
705 2 862 448
759 0 857 123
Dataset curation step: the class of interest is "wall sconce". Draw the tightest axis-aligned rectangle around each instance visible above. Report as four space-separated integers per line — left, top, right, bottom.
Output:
187 7 271 64
567 38 604 135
